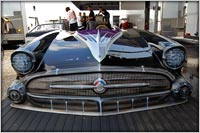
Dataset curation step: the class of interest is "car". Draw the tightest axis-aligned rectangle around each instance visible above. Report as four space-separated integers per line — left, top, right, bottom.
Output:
7 27 192 116
25 22 69 43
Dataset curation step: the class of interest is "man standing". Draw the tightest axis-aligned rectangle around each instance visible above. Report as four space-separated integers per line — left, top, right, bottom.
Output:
87 5 96 30
101 8 111 29
82 12 87 30
65 7 78 31
77 12 83 28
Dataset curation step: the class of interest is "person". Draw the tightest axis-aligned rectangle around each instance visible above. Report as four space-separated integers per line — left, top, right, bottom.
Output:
86 5 96 30
77 12 83 28
101 8 110 23
101 8 111 29
82 12 87 30
98 7 103 16
120 18 129 29
65 7 78 31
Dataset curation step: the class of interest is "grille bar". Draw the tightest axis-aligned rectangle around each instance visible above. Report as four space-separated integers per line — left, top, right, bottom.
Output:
105 83 150 88
50 84 94 89
27 90 170 102
49 82 150 89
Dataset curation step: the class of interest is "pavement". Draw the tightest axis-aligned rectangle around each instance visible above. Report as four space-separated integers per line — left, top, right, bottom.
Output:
182 44 199 100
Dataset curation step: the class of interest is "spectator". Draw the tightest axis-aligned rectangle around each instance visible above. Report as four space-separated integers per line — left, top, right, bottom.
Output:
77 12 83 28
101 8 111 29
82 12 87 30
65 7 78 31
98 7 103 16
87 5 96 30
101 8 110 23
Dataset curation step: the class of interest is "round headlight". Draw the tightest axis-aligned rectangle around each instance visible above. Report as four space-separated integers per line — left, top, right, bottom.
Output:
11 50 35 74
163 47 185 70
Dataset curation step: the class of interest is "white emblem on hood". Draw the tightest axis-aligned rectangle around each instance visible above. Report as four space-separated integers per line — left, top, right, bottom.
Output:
74 29 123 62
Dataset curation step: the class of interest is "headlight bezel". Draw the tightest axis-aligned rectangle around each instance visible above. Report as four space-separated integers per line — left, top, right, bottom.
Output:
11 49 36 75
162 46 186 70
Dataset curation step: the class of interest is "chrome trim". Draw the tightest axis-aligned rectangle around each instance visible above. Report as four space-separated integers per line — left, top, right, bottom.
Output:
49 84 94 89
11 98 187 116
50 100 53 110
65 101 68 112
7 80 26 103
146 97 149 108
148 42 164 51
49 82 150 90
141 65 145 72
74 29 123 62
171 76 192 99
132 98 134 109
82 101 85 112
153 52 167 69
27 90 170 102
117 100 119 112
105 83 150 88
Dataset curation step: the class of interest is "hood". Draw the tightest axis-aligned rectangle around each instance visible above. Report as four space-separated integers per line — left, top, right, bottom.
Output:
43 29 153 70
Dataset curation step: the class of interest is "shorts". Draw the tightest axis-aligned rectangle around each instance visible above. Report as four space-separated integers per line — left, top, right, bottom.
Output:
70 22 78 31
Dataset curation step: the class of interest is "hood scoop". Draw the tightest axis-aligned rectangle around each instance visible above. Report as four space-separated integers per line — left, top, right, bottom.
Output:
74 29 123 62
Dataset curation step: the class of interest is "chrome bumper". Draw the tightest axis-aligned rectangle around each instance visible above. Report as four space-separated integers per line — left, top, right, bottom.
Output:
11 90 187 116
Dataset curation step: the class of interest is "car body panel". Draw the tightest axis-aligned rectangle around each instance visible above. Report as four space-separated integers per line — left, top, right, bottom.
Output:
43 29 154 70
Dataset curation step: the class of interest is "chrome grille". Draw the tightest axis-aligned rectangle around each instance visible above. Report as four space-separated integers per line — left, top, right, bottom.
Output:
27 91 175 115
27 72 171 97
26 71 173 115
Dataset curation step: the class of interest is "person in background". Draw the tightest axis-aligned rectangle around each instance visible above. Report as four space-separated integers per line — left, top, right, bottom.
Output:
82 12 87 30
101 8 110 23
98 7 103 15
65 7 78 31
101 8 111 29
87 5 96 30
77 12 83 28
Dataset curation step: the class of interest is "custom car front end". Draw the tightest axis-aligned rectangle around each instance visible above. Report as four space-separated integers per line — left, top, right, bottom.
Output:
7 28 192 115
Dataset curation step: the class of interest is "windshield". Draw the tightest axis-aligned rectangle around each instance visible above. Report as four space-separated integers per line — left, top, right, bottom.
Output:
114 29 148 48
30 23 63 32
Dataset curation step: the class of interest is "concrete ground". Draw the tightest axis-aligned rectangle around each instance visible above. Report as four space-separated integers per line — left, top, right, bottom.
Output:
1 44 199 100
182 44 199 100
